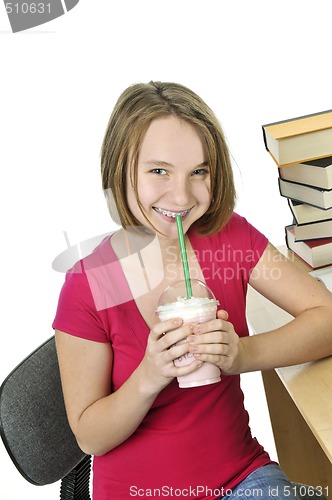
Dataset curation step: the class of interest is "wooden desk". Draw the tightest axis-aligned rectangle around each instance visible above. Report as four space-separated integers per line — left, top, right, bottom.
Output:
246 250 332 497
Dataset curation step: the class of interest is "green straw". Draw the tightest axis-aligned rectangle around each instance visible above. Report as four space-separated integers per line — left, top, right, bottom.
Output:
176 215 192 298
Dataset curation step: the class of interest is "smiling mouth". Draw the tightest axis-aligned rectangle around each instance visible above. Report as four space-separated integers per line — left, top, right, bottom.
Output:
153 207 192 218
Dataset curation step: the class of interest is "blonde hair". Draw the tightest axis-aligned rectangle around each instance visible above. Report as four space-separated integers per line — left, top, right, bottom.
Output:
101 81 236 235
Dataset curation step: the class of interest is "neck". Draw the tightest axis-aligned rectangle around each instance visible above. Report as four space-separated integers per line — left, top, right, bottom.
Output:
112 226 190 272
157 233 189 264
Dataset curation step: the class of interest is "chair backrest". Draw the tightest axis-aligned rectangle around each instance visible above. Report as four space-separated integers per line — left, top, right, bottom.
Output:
0 336 87 486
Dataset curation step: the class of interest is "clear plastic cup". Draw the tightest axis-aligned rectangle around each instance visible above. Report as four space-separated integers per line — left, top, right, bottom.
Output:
156 279 221 388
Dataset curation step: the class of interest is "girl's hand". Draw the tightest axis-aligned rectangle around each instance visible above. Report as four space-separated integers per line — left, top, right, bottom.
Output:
187 310 243 375
139 317 204 394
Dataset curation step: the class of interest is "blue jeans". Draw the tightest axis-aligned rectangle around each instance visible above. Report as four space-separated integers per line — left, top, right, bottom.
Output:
220 464 327 500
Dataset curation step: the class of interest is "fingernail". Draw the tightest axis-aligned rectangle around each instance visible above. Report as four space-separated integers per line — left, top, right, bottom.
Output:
187 335 195 343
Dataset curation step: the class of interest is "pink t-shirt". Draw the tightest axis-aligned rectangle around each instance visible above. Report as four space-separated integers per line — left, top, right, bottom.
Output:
53 213 272 499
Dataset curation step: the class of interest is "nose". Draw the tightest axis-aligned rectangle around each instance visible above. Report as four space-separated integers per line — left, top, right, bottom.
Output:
168 176 192 207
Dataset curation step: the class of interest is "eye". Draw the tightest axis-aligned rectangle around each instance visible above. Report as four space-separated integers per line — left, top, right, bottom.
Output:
192 168 209 176
150 168 167 175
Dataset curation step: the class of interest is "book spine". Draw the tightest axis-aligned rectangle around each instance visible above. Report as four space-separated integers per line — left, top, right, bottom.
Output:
287 199 299 224
262 126 269 152
284 225 293 252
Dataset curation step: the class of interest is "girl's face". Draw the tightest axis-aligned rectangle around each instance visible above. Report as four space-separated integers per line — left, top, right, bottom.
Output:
126 115 211 240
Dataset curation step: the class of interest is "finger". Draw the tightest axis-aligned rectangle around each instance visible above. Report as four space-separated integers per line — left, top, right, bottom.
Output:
175 359 204 376
187 330 227 347
192 318 232 336
217 309 229 321
189 340 229 357
149 317 183 340
167 358 205 378
187 328 239 361
159 323 196 350
167 337 194 361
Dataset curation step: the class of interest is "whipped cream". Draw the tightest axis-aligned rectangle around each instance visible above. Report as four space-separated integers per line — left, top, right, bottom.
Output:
156 296 219 322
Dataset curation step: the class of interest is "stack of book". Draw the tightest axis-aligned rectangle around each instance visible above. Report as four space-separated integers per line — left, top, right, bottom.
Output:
262 110 332 269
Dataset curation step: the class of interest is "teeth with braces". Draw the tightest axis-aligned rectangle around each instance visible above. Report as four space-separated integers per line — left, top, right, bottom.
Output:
154 207 190 218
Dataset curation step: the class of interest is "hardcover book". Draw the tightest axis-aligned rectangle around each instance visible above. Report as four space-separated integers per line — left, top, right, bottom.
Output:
279 156 332 190
279 178 332 210
262 110 332 167
293 218 332 241
285 225 332 269
288 199 332 225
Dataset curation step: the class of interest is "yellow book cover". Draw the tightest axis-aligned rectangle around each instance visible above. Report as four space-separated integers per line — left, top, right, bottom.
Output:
262 110 332 167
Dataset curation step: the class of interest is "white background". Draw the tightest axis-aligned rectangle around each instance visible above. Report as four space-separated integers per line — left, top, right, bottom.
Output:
1 1 332 498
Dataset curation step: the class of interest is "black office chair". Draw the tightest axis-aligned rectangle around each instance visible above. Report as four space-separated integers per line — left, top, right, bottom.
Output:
0 337 326 500
0 336 91 499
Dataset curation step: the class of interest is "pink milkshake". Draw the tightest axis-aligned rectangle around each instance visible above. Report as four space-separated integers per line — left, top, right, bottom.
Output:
156 280 221 388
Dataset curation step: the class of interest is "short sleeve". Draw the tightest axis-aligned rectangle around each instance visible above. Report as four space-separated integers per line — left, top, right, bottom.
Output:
52 267 110 343
225 212 268 272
